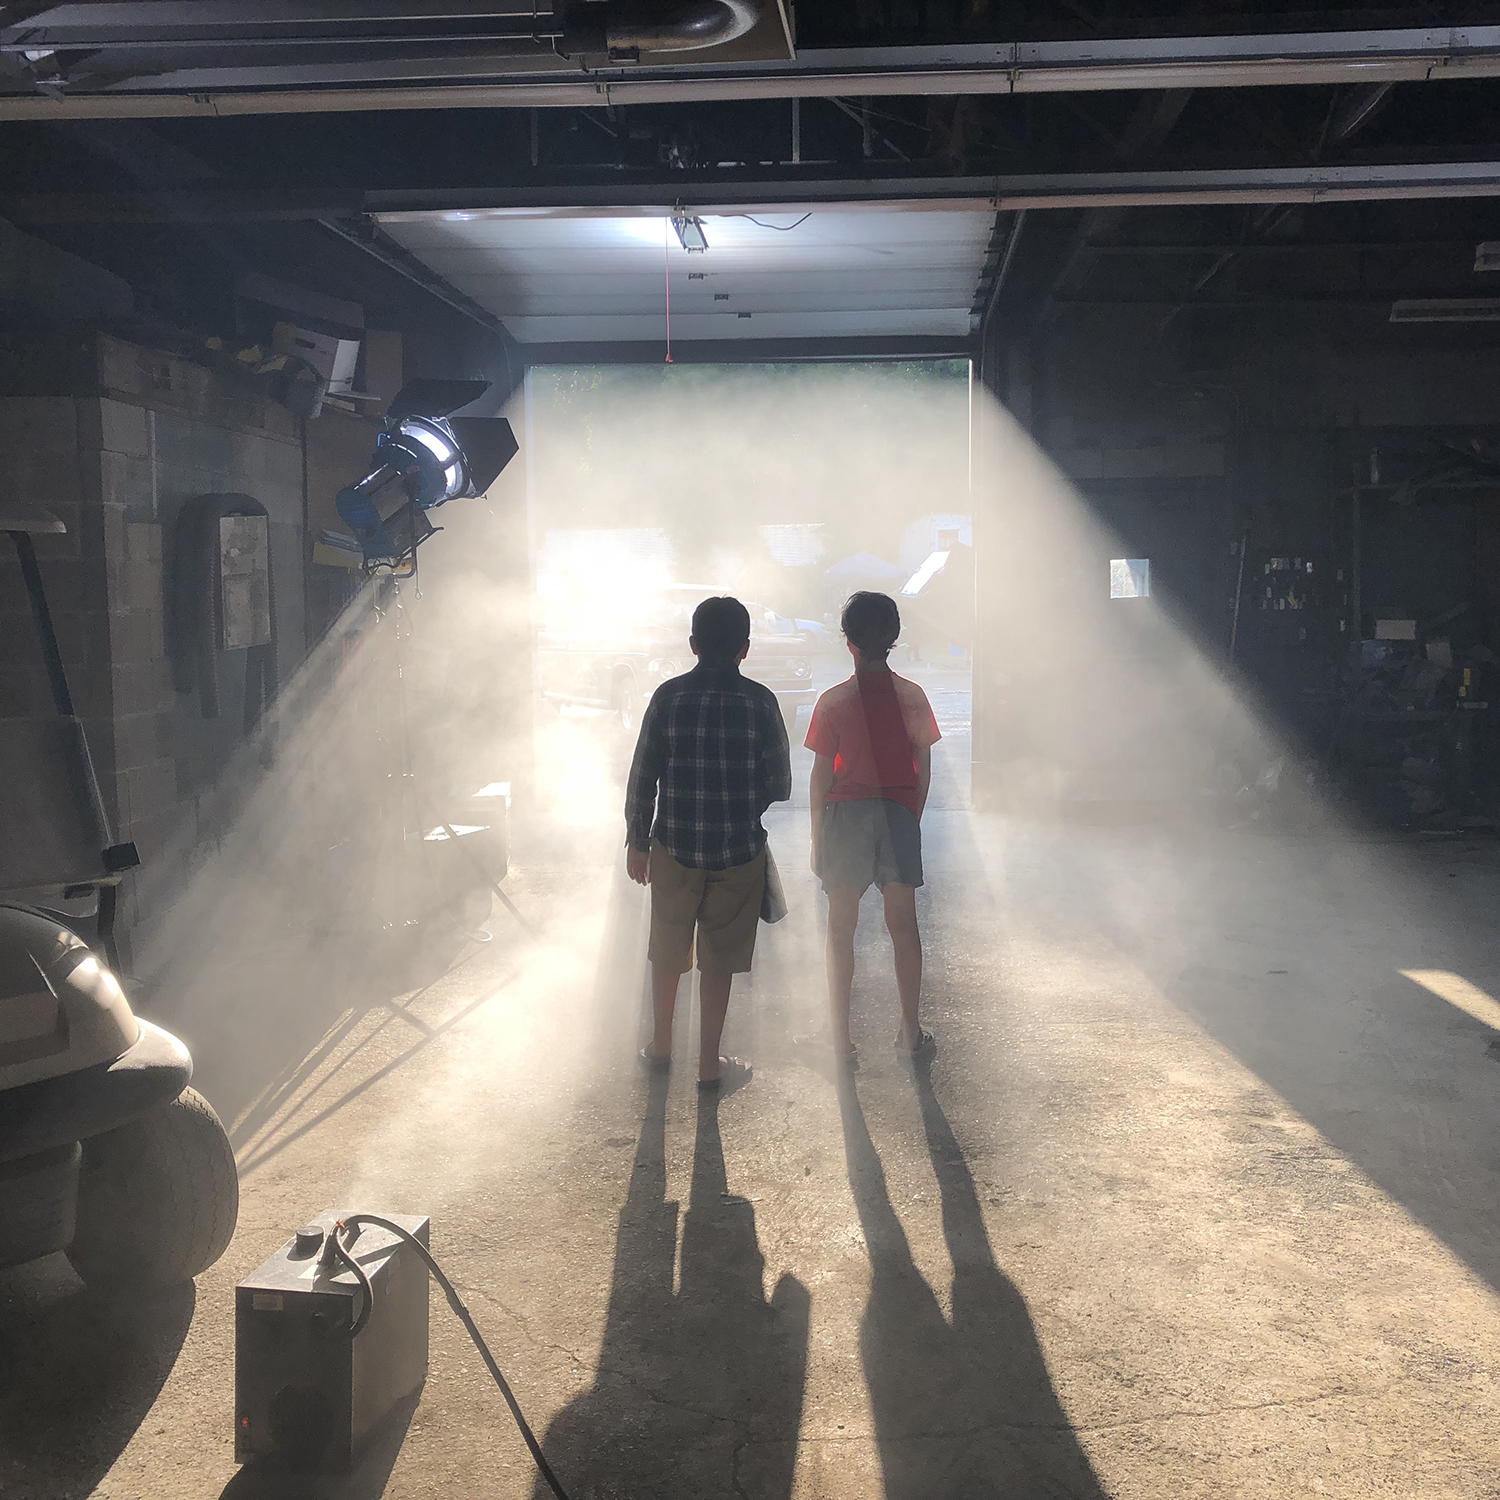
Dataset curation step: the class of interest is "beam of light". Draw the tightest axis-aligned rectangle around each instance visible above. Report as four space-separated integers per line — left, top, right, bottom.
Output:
971 388 1286 811
1400 969 1500 1031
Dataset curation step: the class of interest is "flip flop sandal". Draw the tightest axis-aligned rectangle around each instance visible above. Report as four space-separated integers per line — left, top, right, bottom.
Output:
894 1028 937 1064
639 1045 671 1071
698 1056 753 1093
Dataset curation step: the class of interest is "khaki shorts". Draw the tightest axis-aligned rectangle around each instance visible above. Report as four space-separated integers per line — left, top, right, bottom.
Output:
648 840 766 975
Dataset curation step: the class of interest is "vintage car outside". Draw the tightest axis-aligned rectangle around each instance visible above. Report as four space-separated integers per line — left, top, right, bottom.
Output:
538 585 816 733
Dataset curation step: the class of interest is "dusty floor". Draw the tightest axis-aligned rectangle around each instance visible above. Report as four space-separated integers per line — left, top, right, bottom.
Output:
5 711 1500 1497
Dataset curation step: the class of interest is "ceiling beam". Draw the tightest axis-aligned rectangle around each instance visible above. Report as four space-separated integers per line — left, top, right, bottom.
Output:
1037 86 1194 316
14 160 1500 224
1075 240 1485 257
2 26 1500 119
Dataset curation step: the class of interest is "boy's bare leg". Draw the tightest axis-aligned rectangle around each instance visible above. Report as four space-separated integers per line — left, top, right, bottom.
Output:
697 968 733 1082
825 888 862 1053
649 963 681 1060
882 883 923 1049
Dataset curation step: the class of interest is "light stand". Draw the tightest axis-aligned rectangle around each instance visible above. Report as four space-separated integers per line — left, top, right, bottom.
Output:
331 379 529 962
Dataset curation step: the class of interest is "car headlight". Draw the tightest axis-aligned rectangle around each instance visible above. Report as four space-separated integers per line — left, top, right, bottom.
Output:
653 658 680 678
791 659 810 677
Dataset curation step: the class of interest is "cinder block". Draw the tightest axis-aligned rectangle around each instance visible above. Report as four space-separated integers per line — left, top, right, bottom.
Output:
179 361 213 415
152 410 197 474
126 521 162 562
265 440 305 502
27 554 94 615
78 396 150 458
125 807 186 866
188 420 233 477
98 449 155 517
124 554 162 615
111 658 173 716
0 396 77 455
112 711 156 771
98 502 127 561
97 337 143 398
125 758 178 822
0 608 34 667
227 429 264 485
107 606 164 665
52 606 108 669
112 767 133 830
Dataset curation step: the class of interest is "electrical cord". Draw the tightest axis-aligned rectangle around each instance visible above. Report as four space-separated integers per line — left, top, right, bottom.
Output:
728 212 811 231
333 1215 573 1500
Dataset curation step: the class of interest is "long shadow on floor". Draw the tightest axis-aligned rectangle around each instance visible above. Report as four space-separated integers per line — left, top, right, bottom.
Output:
838 1068 1108 1500
0 1256 195 1500
534 1074 810 1499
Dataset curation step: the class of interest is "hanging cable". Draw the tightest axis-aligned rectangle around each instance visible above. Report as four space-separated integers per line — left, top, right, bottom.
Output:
663 214 673 364
726 212 811 231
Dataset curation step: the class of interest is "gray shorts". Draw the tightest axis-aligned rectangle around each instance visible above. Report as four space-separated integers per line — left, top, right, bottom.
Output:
817 798 924 892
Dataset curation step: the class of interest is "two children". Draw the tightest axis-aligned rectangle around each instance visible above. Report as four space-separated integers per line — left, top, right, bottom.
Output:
625 589 938 1088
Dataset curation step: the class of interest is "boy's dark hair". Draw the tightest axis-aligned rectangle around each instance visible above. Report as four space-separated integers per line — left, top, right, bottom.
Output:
691 595 752 665
841 591 901 663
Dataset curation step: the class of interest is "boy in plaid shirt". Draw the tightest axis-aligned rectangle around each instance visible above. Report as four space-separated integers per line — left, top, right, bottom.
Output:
625 596 791 1091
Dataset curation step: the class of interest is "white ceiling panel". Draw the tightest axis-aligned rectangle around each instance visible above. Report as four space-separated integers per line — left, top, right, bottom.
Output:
374 204 995 344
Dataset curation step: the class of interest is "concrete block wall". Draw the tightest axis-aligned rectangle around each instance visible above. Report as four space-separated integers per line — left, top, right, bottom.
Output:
1 332 306 946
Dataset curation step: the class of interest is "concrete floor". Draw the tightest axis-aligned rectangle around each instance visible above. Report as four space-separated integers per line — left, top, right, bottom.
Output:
6 717 1500 1497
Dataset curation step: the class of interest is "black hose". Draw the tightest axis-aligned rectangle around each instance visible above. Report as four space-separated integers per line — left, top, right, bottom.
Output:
336 1214 572 1500
326 1227 375 1338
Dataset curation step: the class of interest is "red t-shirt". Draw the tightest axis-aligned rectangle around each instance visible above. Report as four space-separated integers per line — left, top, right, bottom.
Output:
804 671 941 815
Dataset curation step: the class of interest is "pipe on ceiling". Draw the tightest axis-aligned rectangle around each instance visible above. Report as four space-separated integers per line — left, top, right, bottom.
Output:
0 25 1498 118
602 0 760 54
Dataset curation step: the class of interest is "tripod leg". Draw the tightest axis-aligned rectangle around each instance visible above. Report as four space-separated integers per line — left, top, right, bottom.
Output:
419 795 535 938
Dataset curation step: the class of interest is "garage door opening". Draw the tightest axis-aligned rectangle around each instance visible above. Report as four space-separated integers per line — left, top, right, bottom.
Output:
521 359 975 829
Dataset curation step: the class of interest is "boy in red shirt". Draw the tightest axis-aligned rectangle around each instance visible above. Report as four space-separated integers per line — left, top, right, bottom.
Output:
805 591 941 1067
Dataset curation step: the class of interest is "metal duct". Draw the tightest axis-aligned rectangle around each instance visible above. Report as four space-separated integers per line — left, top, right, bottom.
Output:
606 0 760 54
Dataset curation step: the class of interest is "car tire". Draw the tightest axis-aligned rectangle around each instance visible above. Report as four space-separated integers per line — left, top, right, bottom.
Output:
616 674 640 735
66 1086 239 1292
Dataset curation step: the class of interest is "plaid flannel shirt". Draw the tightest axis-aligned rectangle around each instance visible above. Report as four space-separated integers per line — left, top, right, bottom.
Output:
624 663 792 871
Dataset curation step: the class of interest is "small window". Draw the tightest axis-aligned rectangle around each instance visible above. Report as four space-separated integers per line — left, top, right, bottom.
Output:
1110 558 1151 599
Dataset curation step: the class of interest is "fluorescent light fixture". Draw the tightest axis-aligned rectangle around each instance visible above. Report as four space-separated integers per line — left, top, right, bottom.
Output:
672 213 709 252
901 550 950 596
1390 298 1500 322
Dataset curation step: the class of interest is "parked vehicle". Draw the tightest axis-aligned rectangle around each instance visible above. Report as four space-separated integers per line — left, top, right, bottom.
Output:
1 501 238 1289
539 585 816 734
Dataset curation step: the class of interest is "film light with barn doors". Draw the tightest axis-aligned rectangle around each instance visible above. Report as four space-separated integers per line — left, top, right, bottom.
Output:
336 378 519 574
